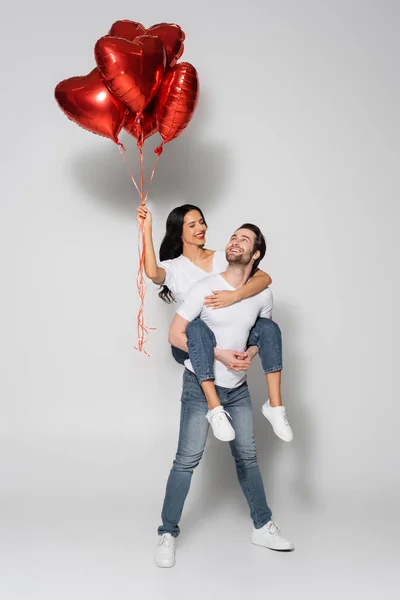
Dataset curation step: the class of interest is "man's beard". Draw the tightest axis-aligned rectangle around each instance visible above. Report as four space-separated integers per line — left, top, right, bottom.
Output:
225 250 253 266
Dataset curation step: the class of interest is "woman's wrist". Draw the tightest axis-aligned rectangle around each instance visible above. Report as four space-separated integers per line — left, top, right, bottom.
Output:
234 289 242 303
143 223 153 236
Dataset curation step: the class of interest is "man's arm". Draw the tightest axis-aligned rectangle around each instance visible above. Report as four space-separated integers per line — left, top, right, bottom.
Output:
168 314 190 352
169 313 249 368
170 281 205 350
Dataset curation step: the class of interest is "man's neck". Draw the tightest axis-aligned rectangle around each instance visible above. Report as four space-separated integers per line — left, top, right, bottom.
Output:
221 263 252 289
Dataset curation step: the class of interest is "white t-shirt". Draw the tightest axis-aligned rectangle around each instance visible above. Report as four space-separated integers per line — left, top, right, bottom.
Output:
160 251 228 306
177 274 273 388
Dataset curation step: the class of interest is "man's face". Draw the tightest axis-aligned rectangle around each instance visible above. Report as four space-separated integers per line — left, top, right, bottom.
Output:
225 228 258 266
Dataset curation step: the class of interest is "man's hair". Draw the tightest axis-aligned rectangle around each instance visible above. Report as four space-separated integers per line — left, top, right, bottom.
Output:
236 223 266 275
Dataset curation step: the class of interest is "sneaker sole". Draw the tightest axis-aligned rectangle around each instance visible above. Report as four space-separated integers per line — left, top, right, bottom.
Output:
251 539 294 552
213 433 236 442
154 558 176 568
261 406 293 442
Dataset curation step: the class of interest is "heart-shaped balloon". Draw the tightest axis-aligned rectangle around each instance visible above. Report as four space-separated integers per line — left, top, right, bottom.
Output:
146 23 185 66
109 20 185 67
156 62 199 151
95 35 166 114
124 101 157 146
109 20 146 40
54 68 127 143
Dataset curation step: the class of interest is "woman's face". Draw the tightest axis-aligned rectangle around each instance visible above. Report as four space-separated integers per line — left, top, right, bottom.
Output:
181 210 207 247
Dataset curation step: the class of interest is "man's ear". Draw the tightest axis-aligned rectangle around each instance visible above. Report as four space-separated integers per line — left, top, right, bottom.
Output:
252 250 260 262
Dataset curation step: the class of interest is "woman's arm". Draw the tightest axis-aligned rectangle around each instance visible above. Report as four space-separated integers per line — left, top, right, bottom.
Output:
204 269 272 309
236 269 272 301
137 205 166 285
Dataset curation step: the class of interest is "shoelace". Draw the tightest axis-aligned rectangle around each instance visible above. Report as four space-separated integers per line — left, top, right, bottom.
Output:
280 412 290 428
213 409 232 425
159 535 173 548
267 521 280 535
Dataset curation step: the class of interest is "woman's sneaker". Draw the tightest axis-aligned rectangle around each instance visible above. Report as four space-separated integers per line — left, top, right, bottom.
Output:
251 521 294 551
262 400 293 442
206 406 235 441
154 533 176 568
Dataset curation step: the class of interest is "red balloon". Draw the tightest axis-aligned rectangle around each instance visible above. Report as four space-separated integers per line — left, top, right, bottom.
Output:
54 68 127 143
147 23 185 67
109 20 146 39
109 20 185 67
124 102 157 145
95 35 166 114
156 63 199 149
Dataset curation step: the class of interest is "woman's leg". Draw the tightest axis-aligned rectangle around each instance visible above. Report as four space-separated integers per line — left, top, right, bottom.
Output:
247 318 293 441
186 319 222 410
171 345 189 366
185 319 235 441
247 318 283 407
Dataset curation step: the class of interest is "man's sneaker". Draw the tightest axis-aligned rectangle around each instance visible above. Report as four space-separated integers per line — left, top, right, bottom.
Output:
251 521 294 551
262 400 293 442
206 406 235 441
154 533 176 568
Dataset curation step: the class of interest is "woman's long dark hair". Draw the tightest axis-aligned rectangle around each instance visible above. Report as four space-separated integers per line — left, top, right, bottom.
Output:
159 204 207 303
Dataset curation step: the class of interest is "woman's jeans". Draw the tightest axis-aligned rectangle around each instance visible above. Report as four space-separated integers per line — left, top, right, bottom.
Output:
158 369 272 537
171 317 282 384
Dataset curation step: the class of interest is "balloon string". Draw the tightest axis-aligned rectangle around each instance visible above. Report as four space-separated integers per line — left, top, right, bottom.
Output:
118 136 160 355
118 145 141 199
135 142 156 355
144 154 161 203
118 141 154 355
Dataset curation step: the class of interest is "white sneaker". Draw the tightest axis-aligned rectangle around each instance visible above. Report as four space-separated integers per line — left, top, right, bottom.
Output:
154 533 176 568
206 406 235 442
262 400 293 442
251 521 294 551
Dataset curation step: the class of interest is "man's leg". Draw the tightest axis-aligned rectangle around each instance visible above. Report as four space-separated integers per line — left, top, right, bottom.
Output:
224 382 294 550
158 369 209 537
224 383 272 529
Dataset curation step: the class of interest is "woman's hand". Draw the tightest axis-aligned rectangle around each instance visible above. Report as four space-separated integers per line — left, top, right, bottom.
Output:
136 204 152 229
204 289 239 309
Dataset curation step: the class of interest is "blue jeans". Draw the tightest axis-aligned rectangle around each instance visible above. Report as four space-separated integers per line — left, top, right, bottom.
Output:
172 317 282 383
158 369 273 537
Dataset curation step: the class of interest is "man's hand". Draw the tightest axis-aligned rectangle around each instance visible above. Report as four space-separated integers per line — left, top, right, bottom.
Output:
204 289 239 309
215 347 257 372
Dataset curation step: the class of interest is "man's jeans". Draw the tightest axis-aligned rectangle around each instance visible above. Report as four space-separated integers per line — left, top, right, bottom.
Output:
172 317 282 383
158 369 273 537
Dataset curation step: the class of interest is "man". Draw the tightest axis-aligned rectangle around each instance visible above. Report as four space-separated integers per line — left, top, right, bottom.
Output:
155 224 294 568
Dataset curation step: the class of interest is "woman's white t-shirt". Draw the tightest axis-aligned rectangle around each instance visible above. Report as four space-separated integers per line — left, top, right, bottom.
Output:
160 250 228 305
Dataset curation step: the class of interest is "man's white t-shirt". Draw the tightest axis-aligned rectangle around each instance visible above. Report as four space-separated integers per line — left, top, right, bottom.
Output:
160 251 228 306
177 274 273 388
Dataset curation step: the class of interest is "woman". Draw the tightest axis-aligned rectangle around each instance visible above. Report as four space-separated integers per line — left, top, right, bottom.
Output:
137 203 293 443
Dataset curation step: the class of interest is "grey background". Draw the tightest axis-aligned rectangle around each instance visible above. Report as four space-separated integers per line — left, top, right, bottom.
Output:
0 0 399 598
